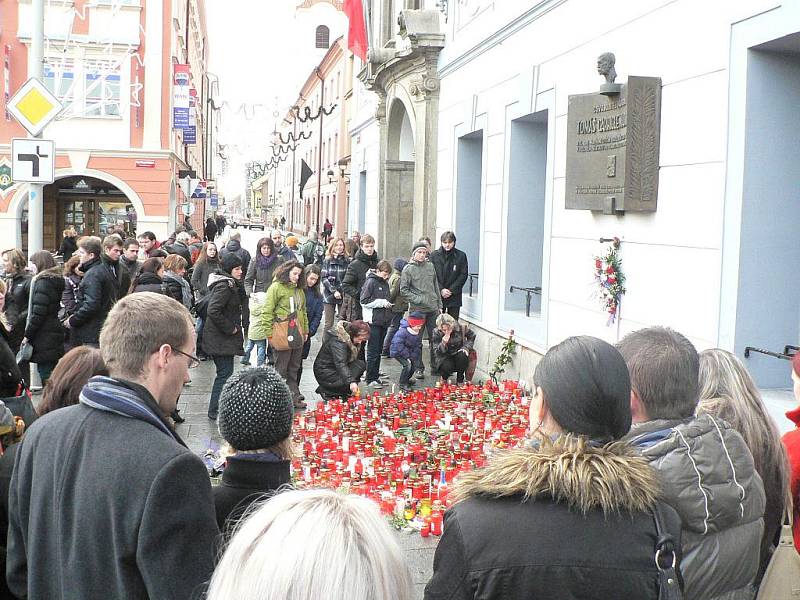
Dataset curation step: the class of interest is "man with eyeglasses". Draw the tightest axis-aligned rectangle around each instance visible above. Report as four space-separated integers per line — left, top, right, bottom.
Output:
7 292 219 600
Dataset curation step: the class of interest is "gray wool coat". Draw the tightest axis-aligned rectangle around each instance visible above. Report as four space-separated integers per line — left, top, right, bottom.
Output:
6 382 220 600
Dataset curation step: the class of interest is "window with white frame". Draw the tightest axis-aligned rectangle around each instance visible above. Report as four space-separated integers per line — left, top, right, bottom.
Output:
84 59 121 117
43 58 75 110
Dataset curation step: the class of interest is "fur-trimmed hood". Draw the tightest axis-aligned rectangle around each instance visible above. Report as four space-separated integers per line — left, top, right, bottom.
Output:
333 320 359 362
454 435 659 515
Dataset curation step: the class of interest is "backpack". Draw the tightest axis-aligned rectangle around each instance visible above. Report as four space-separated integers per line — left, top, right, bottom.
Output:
193 293 211 319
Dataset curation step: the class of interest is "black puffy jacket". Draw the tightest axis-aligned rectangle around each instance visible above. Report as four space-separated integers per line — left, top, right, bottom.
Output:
313 321 361 392
201 273 244 357
4 273 31 352
341 250 378 299
24 268 65 364
131 272 166 295
425 436 683 600
69 257 117 346
430 247 469 309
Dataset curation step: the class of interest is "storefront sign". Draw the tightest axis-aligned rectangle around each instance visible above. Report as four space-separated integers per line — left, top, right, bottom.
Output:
172 64 190 130
135 159 156 168
210 192 218 208
565 76 661 213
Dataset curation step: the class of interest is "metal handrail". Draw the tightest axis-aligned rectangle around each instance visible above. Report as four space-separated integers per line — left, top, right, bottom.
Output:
743 346 793 360
509 285 542 317
467 273 479 297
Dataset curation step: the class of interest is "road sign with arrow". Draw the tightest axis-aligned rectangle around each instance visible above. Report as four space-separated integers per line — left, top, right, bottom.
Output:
12 138 55 183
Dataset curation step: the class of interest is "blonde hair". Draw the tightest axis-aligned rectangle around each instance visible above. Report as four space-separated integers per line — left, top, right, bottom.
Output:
435 313 457 328
698 349 789 522
326 237 348 258
99 292 194 379
207 489 413 600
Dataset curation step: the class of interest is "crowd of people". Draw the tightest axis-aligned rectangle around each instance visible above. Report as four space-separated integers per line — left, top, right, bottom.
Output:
0 219 797 599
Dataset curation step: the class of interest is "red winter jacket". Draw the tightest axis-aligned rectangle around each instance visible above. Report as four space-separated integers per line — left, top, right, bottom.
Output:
782 407 800 549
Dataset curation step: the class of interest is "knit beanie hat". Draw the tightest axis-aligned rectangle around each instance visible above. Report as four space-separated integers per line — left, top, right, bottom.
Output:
411 241 429 255
393 257 407 272
221 253 243 274
286 235 299 248
407 311 426 328
218 367 294 451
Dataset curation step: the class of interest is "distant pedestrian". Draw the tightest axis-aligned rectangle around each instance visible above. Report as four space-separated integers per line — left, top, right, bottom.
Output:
6 292 219 600
204 254 245 421
279 215 286 229
129 257 166 294
390 312 424 392
216 214 227 236
220 231 253 270
320 237 350 342
244 238 284 296
162 254 193 310
1 249 31 354
120 238 141 282
188 230 203 264
341 233 378 323
262 261 308 410
58 228 78 261
59 256 83 334
205 217 218 242
382 258 408 358
270 229 295 262
400 242 441 378
65 236 116 347
285 236 304 264
313 320 368 401
302 231 326 266
101 235 130 300
322 218 333 244
137 231 167 259
425 336 681 600
164 231 193 265
24 251 65 385
360 260 393 389
698 348 789 583
191 242 221 300
430 231 469 320
213 367 293 532
207 488 413 600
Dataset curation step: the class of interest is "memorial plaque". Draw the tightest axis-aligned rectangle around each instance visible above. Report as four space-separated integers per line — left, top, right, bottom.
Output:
565 76 662 213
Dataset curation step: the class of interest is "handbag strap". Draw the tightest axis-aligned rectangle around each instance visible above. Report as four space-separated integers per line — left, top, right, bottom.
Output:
653 502 683 600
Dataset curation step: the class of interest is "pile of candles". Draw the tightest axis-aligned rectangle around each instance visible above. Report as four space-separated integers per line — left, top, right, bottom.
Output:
290 380 530 535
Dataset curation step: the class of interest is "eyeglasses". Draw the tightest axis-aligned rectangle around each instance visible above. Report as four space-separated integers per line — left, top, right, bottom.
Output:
172 347 200 369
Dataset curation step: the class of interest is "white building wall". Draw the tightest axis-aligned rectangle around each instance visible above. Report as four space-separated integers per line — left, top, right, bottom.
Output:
436 0 784 365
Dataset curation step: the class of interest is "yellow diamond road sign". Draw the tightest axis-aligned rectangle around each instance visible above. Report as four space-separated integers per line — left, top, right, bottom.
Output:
7 78 63 136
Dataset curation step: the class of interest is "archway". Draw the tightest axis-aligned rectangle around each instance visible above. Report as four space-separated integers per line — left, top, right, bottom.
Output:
381 98 416 260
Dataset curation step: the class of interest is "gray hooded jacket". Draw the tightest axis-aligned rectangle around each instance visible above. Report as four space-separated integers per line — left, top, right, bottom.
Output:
400 259 441 313
625 413 765 600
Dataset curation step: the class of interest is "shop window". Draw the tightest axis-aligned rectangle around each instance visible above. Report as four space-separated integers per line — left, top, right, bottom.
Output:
43 58 75 111
504 110 548 316
316 25 330 49
455 130 483 313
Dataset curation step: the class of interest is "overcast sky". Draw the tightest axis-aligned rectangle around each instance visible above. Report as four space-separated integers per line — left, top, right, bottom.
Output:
205 0 324 198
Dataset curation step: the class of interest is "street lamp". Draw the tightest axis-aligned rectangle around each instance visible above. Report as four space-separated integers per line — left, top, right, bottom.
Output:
327 169 335 185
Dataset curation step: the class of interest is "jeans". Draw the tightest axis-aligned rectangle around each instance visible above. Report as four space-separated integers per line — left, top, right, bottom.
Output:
195 316 205 356
242 339 267 366
382 313 403 355
396 357 420 386
274 346 304 403
366 324 388 382
208 355 234 419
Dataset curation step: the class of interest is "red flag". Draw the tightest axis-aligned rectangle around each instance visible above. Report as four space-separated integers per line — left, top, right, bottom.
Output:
343 0 368 61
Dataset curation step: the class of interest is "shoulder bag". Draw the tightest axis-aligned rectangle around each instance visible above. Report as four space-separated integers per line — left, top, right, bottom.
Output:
756 493 800 599
653 501 684 600
271 292 305 351
16 276 35 364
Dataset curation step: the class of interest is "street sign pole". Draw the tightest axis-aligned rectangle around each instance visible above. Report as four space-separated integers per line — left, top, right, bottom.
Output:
27 0 45 254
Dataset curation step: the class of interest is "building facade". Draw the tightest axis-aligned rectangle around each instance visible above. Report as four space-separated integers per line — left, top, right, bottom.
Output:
0 0 212 252
354 0 800 389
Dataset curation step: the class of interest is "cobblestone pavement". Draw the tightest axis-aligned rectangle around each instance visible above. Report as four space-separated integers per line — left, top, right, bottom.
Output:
175 328 439 599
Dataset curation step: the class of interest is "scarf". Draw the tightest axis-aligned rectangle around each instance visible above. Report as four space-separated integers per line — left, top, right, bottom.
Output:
79 376 181 444
257 253 277 270
164 271 193 309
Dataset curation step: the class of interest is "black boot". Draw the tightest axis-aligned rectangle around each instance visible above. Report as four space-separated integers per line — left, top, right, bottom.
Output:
171 409 185 424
